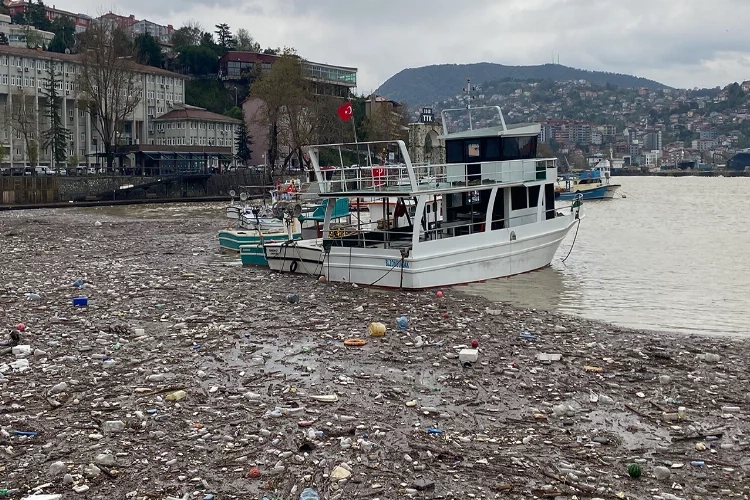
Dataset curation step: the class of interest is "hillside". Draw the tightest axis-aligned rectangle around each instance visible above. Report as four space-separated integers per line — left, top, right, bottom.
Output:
376 63 669 106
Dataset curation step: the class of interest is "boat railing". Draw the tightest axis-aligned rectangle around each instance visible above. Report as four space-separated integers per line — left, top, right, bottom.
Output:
322 199 579 249
308 140 557 194
316 158 558 194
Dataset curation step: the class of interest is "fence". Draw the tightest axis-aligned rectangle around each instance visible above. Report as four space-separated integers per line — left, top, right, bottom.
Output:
0 176 59 204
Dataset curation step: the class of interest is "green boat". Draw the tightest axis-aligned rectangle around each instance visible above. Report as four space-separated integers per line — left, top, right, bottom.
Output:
218 198 351 266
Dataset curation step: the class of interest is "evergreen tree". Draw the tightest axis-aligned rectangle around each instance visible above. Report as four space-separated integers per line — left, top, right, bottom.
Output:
134 33 163 68
235 113 253 166
41 67 71 167
214 23 235 55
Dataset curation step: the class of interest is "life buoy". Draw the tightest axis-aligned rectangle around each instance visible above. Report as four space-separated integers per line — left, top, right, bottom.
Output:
344 338 367 347
290 260 298 273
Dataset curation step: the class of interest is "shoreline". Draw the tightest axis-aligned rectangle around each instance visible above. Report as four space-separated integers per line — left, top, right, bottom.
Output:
1 207 748 499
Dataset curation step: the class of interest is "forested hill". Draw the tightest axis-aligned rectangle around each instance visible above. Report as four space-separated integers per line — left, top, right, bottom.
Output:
376 63 668 105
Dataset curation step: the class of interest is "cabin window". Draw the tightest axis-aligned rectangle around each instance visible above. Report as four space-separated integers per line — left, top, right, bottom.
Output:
491 189 505 230
466 142 480 158
545 184 556 220
484 137 501 160
500 136 538 160
502 137 520 160
446 140 463 163
518 136 537 159
511 186 527 210
528 185 541 208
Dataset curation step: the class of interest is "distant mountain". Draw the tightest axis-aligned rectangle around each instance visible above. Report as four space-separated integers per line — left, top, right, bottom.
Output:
376 63 669 106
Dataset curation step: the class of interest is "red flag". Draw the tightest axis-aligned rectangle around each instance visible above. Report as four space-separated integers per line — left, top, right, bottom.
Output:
337 102 353 121
372 166 385 187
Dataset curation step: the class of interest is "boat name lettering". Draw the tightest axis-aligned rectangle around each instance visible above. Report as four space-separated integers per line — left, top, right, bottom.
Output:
385 259 408 268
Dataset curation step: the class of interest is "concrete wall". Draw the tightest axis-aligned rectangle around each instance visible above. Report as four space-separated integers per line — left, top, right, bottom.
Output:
0 172 271 205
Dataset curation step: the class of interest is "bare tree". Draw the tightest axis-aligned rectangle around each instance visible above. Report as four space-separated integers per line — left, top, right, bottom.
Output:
235 28 260 52
4 87 39 168
76 23 142 171
249 52 351 176
364 97 409 142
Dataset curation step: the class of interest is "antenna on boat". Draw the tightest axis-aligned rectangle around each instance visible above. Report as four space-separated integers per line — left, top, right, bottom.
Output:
463 78 479 130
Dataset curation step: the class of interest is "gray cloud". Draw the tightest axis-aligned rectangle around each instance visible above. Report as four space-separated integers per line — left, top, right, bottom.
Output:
66 0 750 91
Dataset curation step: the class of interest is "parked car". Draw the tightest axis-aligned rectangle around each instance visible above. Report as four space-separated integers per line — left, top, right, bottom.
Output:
35 166 55 175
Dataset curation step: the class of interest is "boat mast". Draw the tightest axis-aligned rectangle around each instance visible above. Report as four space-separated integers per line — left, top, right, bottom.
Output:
463 78 478 131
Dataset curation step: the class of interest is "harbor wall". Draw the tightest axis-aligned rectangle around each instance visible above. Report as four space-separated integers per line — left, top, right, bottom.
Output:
0 172 271 206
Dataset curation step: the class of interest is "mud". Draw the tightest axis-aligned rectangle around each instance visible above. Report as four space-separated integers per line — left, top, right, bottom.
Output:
1 205 749 500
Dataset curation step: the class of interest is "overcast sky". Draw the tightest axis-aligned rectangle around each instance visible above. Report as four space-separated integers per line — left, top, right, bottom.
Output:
64 0 750 92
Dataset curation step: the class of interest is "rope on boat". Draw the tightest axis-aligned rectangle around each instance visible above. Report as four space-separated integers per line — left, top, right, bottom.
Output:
562 193 583 264
369 257 404 287
561 218 581 264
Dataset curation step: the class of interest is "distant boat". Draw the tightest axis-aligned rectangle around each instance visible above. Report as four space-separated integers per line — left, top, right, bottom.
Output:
556 161 620 200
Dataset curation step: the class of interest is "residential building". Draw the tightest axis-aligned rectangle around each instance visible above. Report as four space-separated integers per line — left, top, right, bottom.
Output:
0 45 228 172
4 0 91 32
629 141 641 159
598 124 616 137
568 121 592 145
152 105 240 151
242 97 270 167
643 150 659 170
692 139 716 151
699 126 717 141
95 13 173 43
642 130 662 151
364 94 400 118
0 13 54 47
219 51 357 98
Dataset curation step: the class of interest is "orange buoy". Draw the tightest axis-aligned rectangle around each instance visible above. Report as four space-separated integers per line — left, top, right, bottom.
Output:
344 338 367 347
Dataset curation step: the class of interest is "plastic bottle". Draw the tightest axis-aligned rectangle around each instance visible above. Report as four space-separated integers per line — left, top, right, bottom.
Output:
691 460 704 467
165 390 187 401
299 488 319 500
397 315 408 329
0 490 20 497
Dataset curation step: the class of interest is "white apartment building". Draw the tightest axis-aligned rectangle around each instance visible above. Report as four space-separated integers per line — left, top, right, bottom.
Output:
0 45 238 171
0 14 54 48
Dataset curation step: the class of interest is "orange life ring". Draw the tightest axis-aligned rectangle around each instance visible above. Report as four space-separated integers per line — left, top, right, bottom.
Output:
344 338 367 347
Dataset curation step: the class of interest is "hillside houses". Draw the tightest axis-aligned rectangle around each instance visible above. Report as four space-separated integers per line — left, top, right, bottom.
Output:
431 77 750 169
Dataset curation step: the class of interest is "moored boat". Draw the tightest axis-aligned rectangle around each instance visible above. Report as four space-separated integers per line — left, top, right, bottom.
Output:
556 161 620 200
267 104 582 289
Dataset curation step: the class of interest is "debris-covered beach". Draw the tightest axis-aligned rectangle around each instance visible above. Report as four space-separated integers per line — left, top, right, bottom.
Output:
1 205 748 500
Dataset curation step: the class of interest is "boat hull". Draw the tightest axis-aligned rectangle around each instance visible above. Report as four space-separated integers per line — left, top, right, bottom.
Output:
264 239 325 275
226 205 241 219
556 184 619 200
323 213 578 289
218 228 300 253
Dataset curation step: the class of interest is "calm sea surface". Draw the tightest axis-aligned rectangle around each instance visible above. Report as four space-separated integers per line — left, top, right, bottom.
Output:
465 176 750 336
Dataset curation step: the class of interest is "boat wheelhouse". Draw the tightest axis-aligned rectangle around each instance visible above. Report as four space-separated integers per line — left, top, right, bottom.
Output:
267 106 581 289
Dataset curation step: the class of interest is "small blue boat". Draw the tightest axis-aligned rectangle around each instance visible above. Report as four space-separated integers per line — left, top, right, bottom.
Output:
555 163 620 200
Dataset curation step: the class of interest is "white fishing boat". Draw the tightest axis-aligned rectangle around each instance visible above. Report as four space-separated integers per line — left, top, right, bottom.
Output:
266 105 582 288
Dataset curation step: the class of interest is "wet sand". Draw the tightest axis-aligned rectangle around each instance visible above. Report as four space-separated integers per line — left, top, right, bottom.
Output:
1 206 749 499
